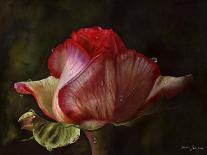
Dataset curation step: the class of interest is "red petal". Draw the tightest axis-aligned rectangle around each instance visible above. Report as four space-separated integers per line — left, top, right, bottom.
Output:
14 76 58 119
113 50 160 122
145 74 193 103
48 40 90 78
71 27 126 56
58 50 160 124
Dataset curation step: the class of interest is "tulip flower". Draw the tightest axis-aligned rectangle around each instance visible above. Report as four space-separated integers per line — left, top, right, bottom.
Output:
14 27 192 154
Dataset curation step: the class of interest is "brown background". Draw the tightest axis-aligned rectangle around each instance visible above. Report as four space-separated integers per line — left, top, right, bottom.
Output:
0 0 206 154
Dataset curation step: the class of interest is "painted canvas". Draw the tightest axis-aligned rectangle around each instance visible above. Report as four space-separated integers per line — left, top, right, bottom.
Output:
0 0 205 155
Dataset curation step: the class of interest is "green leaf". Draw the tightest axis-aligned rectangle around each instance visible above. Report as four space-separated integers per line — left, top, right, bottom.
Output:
18 110 80 151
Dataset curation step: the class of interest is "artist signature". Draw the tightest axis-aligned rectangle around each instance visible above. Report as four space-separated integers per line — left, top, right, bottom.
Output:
181 145 205 152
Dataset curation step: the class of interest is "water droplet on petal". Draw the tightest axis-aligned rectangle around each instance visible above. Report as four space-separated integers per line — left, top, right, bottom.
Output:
119 95 123 102
93 137 97 144
151 57 158 63
100 81 104 87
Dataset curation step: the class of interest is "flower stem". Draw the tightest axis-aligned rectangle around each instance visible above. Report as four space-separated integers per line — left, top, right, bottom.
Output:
84 126 113 155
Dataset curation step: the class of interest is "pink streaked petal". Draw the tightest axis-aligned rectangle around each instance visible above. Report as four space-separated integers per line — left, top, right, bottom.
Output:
112 50 160 122
14 76 58 119
58 50 160 124
58 54 116 123
145 74 193 103
51 43 91 122
48 39 90 78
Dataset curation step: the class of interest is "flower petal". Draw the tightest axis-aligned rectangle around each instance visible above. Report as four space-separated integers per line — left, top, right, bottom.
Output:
14 76 58 119
58 50 160 124
51 44 91 122
48 40 90 78
71 27 126 56
112 51 160 122
145 74 193 103
58 53 116 123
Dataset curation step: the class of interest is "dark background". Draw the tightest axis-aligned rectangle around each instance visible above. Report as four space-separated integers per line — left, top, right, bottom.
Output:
0 0 206 154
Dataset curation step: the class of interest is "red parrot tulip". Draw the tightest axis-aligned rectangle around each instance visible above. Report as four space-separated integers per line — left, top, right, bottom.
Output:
14 27 192 131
